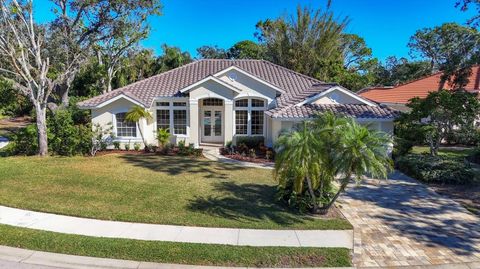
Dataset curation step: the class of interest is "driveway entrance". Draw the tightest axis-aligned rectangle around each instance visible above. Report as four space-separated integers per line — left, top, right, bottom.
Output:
339 171 480 267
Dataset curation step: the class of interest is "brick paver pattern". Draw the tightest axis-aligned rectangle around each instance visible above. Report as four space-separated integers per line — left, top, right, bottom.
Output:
339 171 480 267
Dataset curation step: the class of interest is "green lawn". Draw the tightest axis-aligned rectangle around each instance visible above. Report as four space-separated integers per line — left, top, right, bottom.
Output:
0 154 351 230
0 224 351 267
411 146 475 158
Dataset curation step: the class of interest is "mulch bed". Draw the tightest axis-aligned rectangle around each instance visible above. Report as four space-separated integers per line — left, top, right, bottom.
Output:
95 150 150 156
222 154 274 164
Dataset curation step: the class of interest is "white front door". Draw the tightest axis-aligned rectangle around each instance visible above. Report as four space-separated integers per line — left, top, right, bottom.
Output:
201 109 223 143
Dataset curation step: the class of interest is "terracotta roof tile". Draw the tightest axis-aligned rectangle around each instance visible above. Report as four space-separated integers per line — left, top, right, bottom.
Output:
359 66 480 104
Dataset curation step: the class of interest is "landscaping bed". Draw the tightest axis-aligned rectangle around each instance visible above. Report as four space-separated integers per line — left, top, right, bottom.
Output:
0 224 351 267
0 154 351 230
396 146 480 216
220 136 275 164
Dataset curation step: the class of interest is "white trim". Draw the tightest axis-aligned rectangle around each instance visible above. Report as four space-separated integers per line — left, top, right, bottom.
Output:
153 101 189 137
95 94 145 109
295 86 377 107
233 97 267 137
179 76 243 94
213 66 285 94
112 112 141 140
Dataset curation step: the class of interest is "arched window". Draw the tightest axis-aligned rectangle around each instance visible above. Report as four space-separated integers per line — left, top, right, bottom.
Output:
115 113 137 137
234 98 266 136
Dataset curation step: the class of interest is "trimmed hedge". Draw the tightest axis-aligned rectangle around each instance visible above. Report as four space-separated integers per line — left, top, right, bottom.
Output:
396 154 476 185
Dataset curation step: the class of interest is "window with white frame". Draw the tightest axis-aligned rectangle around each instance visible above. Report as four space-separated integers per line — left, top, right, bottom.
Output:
155 100 188 136
251 110 264 135
234 98 266 136
115 113 136 137
173 110 187 135
156 110 170 130
235 110 248 134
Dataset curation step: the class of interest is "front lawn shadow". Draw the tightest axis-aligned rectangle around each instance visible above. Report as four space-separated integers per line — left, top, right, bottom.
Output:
188 181 315 227
120 154 247 179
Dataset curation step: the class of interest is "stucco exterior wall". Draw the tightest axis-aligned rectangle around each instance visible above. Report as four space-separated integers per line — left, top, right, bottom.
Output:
218 70 277 105
270 119 394 146
91 98 156 149
312 90 365 105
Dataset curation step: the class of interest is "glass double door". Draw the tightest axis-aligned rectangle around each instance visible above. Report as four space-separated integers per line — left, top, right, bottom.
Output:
201 108 223 143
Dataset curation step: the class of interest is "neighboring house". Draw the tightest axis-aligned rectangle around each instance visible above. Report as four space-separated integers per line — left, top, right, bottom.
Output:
359 66 480 111
78 59 397 148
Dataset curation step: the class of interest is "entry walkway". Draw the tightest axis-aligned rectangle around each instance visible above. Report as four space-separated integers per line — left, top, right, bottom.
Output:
339 171 480 267
0 206 352 248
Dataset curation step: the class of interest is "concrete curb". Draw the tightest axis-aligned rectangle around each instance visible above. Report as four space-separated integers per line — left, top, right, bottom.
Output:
0 245 355 269
0 206 353 248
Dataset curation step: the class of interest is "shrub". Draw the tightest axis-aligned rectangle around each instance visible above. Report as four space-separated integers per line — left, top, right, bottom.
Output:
124 143 130 151
11 124 38 155
133 142 141 151
156 128 170 148
467 148 480 164
48 109 82 156
90 123 113 156
236 136 264 149
113 141 121 150
396 154 476 185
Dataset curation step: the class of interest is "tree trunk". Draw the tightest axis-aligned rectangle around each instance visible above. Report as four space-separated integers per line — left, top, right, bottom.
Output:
106 67 114 93
61 89 69 107
319 174 351 214
138 119 147 148
305 176 319 213
35 103 48 157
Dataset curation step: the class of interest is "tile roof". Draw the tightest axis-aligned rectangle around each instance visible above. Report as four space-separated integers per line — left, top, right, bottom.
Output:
266 104 399 120
359 66 480 104
78 59 326 108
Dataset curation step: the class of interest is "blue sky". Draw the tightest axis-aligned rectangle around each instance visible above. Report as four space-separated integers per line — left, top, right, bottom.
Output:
34 0 476 62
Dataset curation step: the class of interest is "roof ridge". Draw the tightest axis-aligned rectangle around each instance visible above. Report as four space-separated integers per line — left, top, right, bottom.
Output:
260 60 323 84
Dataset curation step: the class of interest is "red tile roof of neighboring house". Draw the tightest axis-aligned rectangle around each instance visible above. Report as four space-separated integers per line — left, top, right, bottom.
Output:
358 66 480 104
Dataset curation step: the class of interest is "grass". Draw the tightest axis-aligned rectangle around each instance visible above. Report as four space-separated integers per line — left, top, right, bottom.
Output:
411 146 476 158
0 224 351 267
0 154 351 230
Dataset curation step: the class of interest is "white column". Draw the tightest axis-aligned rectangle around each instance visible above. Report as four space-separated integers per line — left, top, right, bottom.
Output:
189 100 199 147
224 101 234 145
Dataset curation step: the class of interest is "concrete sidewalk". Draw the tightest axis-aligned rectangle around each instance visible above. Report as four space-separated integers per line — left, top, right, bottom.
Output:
0 245 355 269
0 206 352 248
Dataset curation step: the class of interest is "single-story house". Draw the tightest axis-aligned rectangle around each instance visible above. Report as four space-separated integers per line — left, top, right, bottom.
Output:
358 65 480 111
78 59 398 148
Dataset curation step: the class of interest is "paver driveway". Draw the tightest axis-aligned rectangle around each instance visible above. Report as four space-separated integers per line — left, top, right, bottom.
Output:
339 171 480 267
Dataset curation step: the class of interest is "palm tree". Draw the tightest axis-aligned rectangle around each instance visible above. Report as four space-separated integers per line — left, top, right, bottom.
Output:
274 112 393 214
274 121 324 212
319 117 393 212
125 105 153 148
